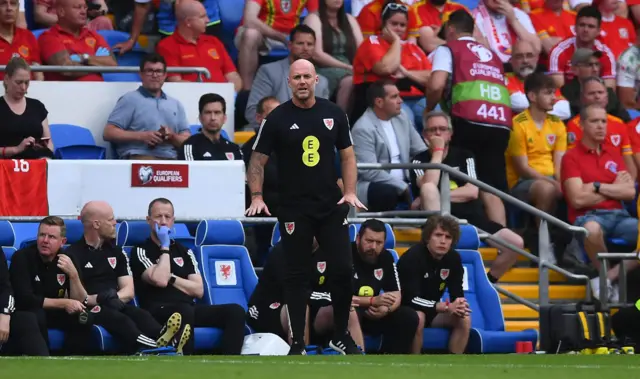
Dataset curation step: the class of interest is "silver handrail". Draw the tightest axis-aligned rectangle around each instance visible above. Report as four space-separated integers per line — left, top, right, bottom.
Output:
0 65 212 82
358 162 591 307
357 162 588 236
596 252 639 309
0 215 430 226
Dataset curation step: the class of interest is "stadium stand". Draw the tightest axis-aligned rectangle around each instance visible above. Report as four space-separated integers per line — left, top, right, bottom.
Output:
49 124 107 160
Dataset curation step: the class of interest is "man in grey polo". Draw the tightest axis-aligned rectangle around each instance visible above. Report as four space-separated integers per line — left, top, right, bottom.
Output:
103 53 190 159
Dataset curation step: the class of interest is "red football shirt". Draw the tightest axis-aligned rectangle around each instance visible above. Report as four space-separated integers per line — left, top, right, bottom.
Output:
353 35 431 97
410 0 468 36
240 0 318 34
561 143 626 223
599 15 636 59
0 159 48 216
0 27 41 80
38 24 110 82
547 37 616 82
627 117 640 154
566 114 632 156
156 32 237 83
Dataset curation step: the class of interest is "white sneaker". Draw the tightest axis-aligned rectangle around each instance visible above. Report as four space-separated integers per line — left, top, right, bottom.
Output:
590 277 602 300
590 277 617 302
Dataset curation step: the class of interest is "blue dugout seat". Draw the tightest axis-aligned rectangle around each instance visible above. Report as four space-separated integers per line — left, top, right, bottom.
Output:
117 221 195 254
18 219 84 250
98 31 146 82
189 125 231 141
217 0 245 62
50 124 106 159
448 225 538 353
195 220 257 346
1 221 16 266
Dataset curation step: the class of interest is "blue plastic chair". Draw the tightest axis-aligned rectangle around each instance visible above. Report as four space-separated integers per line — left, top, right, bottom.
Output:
32 28 47 39
50 124 107 159
189 125 231 141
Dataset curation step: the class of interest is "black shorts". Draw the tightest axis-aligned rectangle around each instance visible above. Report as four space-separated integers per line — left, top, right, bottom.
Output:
246 302 287 340
450 118 510 193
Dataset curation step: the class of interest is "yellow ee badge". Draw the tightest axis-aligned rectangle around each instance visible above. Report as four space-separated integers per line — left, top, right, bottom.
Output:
450 181 458 190
439 282 446 291
319 275 325 285
302 136 320 167
358 286 374 297
58 289 65 298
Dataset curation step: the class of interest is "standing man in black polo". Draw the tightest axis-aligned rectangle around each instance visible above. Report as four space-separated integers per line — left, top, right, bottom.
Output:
246 58 365 355
426 10 512 228
350 219 418 354
178 93 243 161
130 198 246 355
66 200 183 354
5 216 90 356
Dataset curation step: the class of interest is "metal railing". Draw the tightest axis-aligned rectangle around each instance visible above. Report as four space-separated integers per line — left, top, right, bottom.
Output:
0 65 212 82
358 162 591 307
596 252 639 309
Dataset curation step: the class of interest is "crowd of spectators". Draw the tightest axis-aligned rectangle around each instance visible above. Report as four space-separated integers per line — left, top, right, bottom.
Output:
2 0 640 302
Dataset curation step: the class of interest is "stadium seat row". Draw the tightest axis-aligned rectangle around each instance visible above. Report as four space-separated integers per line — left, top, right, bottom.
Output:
1 219 537 353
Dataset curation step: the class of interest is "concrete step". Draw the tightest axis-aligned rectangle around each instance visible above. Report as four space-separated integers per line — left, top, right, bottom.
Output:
395 246 530 262
505 320 539 332
502 304 539 319
500 268 567 283
499 284 586 301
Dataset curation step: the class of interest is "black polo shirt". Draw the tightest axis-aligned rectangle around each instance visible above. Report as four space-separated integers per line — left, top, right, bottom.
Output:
178 132 243 161
252 97 352 214
0 251 11 315
66 238 131 295
397 242 464 319
352 242 399 297
129 238 200 308
9 245 81 310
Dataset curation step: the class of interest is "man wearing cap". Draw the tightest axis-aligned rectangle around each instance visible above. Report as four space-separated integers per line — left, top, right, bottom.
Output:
548 6 616 89
561 104 639 302
561 48 631 121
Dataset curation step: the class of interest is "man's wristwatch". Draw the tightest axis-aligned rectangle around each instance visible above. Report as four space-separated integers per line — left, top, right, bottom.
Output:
81 54 90 65
82 295 89 307
168 274 177 286
594 182 601 193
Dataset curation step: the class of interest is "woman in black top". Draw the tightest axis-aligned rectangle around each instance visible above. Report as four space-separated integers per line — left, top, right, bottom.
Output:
0 57 53 160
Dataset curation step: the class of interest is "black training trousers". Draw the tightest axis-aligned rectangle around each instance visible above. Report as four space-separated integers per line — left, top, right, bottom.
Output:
148 302 246 355
5 309 91 356
90 304 162 352
612 306 640 343
357 305 419 354
278 203 353 345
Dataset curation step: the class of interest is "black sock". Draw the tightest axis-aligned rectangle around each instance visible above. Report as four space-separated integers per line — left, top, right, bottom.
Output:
487 272 499 284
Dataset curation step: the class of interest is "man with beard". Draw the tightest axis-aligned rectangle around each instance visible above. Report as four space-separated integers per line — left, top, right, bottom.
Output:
506 73 567 223
178 94 242 161
244 24 331 129
350 219 417 354
506 40 570 120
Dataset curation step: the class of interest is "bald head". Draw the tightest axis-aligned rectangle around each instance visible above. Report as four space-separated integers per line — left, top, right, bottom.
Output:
512 40 535 55
80 201 112 225
176 0 205 21
289 59 316 78
288 59 318 103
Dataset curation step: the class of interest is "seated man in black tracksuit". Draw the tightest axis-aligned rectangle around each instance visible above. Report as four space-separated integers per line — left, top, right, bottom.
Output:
66 201 183 354
309 241 364 351
130 198 246 355
397 215 471 354
247 238 363 350
350 219 418 354
5 216 91 356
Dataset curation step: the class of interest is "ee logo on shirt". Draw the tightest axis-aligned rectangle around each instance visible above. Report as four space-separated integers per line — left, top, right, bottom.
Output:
302 135 320 167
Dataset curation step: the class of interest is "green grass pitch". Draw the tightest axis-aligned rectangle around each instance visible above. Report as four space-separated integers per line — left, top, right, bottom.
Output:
1 355 638 378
